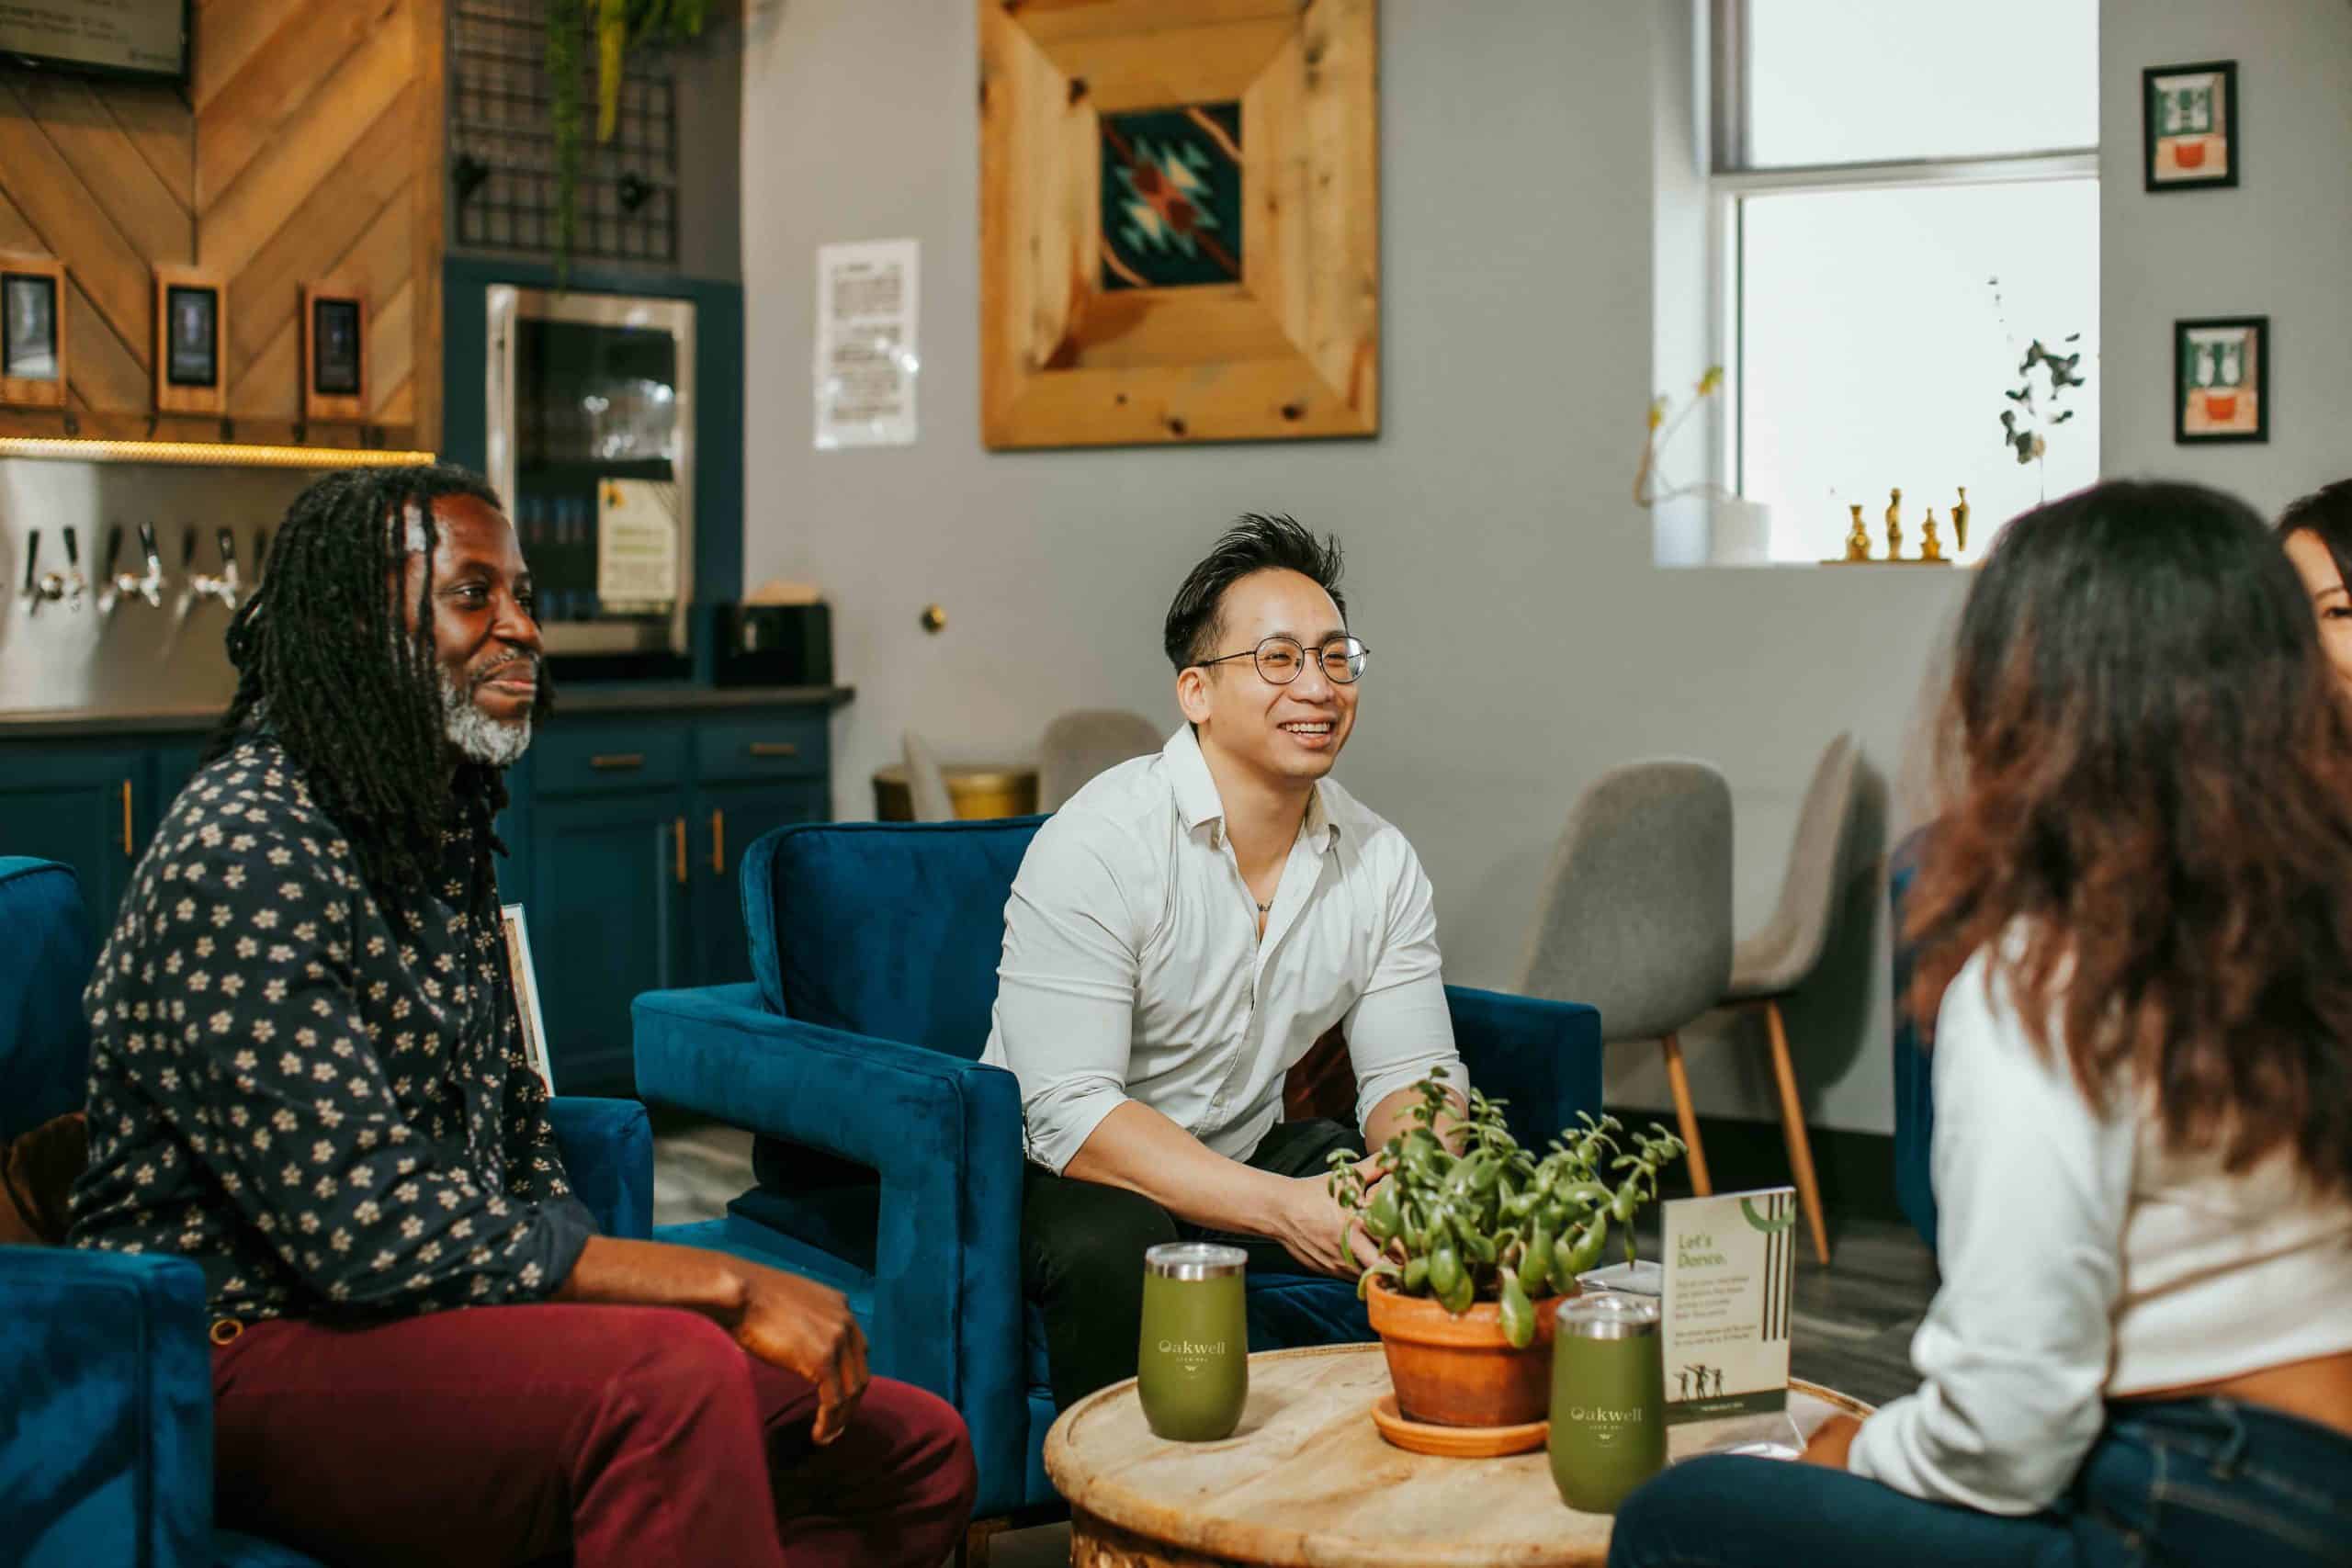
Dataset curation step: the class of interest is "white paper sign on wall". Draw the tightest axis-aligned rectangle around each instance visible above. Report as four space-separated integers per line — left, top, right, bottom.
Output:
814 239 920 449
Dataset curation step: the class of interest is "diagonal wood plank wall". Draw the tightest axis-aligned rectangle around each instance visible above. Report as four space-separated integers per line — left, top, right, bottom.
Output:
0 0 445 449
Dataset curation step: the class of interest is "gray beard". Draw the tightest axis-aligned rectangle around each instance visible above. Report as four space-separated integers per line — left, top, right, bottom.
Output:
438 667 533 767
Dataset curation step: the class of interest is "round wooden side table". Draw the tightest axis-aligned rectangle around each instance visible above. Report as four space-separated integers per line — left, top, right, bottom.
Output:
870 761 1038 820
1044 1343 1872 1568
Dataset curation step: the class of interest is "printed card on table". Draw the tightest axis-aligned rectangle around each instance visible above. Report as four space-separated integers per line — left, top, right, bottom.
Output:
1660 1187 1797 1424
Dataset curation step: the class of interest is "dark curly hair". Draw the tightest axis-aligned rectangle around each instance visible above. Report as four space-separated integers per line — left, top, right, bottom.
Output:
1162 513 1348 672
204 464 541 900
1908 479 2352 1197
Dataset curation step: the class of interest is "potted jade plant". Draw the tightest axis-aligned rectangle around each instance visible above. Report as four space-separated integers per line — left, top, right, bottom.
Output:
1328 1071 1684 1429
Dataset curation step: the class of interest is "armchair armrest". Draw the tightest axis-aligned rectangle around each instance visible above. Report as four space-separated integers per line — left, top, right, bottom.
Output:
0 1246 212 1568
1445 984 1604 1148
631 985 1025 1492
548 1097 654 1241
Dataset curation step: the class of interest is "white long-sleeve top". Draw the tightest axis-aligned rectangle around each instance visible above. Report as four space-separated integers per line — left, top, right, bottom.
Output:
1849 946 2352 1513
978 725 1463 1175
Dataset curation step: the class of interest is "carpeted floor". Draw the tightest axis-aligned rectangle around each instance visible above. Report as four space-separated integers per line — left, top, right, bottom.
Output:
654 1120 1939 1567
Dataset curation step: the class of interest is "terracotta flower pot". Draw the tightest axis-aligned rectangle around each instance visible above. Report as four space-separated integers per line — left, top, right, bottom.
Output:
2203 391 2238 421
2174 141 2209 169
1366 1275 1574 1428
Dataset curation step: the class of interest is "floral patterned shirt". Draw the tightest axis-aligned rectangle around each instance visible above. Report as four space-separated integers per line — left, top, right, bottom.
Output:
68 733 594 1322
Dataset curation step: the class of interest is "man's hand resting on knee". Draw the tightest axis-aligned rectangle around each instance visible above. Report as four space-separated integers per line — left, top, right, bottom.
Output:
553 1235 872 1443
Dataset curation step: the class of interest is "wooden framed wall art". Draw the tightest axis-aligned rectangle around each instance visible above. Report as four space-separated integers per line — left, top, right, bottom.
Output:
0 255 67 410
979 0 1379 450
301 285 369 423
153 265 226 416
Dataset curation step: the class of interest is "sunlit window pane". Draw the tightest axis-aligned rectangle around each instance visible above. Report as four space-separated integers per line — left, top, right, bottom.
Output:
1745 0 2098 167
1739 178 2100 563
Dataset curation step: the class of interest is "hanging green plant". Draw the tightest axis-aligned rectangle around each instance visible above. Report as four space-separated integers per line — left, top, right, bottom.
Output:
547 0 709 281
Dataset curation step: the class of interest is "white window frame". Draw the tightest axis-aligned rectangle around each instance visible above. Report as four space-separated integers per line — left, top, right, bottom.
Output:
1706 0 2098 502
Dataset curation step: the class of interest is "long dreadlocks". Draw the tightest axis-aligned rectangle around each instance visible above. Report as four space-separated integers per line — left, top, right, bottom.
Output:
207 463 537 901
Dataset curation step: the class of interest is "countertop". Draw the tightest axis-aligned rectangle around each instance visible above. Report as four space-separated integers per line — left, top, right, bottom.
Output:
0 684 856 740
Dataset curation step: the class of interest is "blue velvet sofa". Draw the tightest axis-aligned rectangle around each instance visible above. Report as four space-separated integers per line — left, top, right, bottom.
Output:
0 857 657 1568
1889 827 1938 1255
631 816 1607 1524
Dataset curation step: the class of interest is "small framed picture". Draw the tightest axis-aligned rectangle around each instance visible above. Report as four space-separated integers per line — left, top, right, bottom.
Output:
499 903 557 1094
2143 61 2238 191
2175 316 2267 445
300 285 368 422
0 256 67 409
153 265 227 414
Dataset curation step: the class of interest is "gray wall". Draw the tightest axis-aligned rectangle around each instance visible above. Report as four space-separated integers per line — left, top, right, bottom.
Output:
737 0 2350 1135
2099 0 2352 510
741 0 1976 1136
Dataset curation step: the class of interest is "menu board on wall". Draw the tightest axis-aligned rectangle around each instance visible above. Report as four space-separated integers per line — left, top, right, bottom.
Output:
0 1 190 83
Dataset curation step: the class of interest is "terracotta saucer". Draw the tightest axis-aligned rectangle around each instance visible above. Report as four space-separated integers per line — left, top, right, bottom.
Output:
1370 1394 1548 1457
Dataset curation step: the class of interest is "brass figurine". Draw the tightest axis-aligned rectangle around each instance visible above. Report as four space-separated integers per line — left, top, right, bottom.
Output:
1844 503 1871 562
1919 508 1944 562
1884 488 1903 559
1952 487 1971 554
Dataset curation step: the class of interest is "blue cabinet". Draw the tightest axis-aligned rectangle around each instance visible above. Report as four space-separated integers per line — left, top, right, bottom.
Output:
0 746 155 940
1 691 845 1097
526 791 691 1093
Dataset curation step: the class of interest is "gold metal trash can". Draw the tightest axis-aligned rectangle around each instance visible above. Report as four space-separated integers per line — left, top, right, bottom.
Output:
871 762 1040 821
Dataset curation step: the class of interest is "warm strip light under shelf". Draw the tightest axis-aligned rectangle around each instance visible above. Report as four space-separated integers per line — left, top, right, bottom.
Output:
0 438 439 469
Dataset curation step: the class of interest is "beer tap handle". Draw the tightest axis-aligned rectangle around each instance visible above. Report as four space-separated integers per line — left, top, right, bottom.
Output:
99 525 127 615
104 525 124 580
138 522 164 605
181 525 198 570
214 527 242 605
61 525 85 609
254 527 271 578
19 528 39 606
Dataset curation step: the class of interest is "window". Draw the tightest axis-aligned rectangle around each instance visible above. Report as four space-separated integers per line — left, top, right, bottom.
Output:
1713 0 2099 563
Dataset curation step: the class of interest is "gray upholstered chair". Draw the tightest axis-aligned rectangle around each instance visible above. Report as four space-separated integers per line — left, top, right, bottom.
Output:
1518 760 1734 1199
900 729 956 821
1719 732 1859 1265
1037 708 1163 811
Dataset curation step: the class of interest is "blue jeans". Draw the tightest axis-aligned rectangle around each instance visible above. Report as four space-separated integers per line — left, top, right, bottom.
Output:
1607 1398 2352 1568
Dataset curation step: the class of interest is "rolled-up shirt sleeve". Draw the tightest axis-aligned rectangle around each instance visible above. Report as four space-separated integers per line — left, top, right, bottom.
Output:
158 829 591 1313
1846 952 2131 1513
990 817 1143 1173
1342 841 1464 1130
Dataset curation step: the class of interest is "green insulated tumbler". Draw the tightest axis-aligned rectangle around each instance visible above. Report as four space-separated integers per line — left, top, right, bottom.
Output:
1548 1292 1666 1514
1136 1243 1248 1441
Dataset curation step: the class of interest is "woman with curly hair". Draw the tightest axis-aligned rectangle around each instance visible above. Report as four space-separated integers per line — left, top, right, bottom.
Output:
1610 481 2352 1566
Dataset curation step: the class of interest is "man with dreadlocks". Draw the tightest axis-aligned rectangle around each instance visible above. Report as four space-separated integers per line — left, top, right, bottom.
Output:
68 465 974 1567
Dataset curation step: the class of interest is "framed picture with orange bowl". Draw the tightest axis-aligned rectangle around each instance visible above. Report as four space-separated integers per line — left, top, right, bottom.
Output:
2175 315 2267 445
2143 60 2238 192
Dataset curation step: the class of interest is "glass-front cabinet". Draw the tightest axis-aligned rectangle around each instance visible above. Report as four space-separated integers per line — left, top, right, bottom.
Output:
486 287 696 681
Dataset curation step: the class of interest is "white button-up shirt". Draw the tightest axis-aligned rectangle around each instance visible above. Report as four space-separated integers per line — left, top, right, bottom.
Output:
980 725 1464 1174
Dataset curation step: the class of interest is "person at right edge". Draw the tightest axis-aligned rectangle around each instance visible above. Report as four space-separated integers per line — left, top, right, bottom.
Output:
1611 480 2352 1566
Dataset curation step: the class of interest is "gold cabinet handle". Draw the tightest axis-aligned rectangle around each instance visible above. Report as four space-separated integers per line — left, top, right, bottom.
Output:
747 741 798 758
710 808 725 875
592 752 646 771
673 817 686 885
120 780 133 855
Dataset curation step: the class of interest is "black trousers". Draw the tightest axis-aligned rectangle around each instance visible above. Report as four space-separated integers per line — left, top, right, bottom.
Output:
1021 1117 1362 1412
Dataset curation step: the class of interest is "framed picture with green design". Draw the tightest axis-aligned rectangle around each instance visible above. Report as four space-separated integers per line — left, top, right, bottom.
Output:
979 0 1379 449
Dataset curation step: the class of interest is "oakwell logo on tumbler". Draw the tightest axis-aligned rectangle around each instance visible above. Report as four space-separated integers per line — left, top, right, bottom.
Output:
1137 1244 1250 1440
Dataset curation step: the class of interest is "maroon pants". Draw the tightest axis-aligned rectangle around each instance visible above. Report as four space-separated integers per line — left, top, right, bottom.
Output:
209 1304 976 1568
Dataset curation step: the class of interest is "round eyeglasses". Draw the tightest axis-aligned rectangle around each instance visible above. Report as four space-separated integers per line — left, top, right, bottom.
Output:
1193 635 1370 685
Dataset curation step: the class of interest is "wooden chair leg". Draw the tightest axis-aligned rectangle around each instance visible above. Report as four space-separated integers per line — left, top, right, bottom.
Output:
1761 998 1833 1266
959 1516 1008 1568
1658 1032 1712 1194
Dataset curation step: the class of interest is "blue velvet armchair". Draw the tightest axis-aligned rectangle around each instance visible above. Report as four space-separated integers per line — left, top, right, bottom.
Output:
0 857 657 1568
631 817 1605 1523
